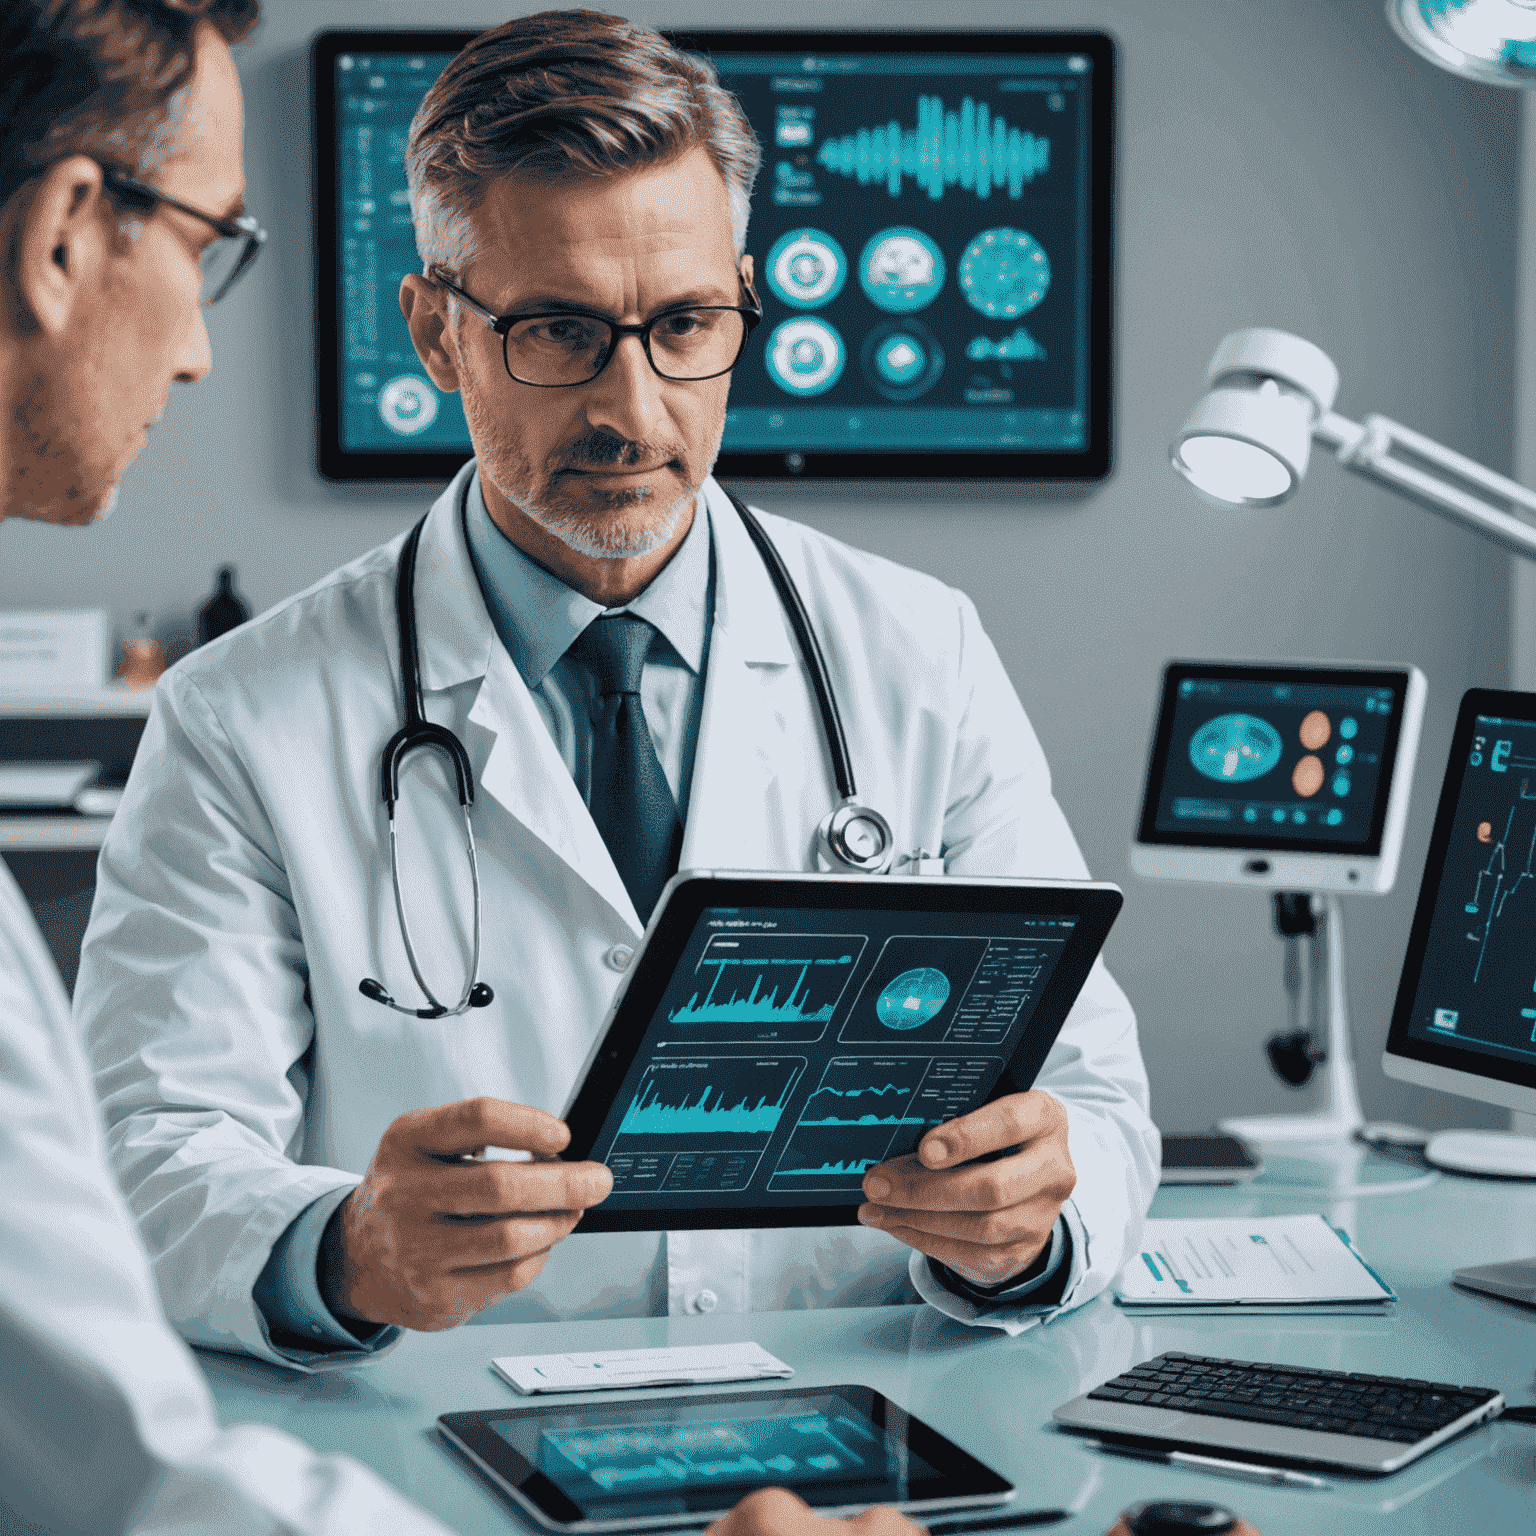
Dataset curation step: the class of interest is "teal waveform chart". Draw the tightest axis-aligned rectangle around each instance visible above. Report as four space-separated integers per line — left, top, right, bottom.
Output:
614 1057 804 1146
816 97 1049 200
797 1081 926 1127
768 1057 926 1192
773 1158 884 1179
666 933 867 1041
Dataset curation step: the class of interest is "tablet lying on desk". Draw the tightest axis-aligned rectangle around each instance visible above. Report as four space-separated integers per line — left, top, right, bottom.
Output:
439 1383 1014 1532
562 870 1122 1232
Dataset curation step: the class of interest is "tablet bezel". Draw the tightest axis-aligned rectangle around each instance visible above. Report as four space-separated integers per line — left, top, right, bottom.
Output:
562 870 1122 1232
438 1383 1014 1532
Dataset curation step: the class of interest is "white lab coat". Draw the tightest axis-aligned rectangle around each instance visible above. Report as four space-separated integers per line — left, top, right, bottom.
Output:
0 863 454 1534
78 464 1158 1370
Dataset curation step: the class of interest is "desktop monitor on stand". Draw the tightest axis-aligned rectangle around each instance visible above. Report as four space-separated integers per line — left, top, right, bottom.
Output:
1132 660 1428 1144
1384 688 1536 1306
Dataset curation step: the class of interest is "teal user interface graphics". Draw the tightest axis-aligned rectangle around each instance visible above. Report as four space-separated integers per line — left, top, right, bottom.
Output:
319 31 1109 479
586 905 1075 1211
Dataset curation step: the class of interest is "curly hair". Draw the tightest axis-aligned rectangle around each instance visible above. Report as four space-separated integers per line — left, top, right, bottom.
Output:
0 0 259 209
406 8 760 278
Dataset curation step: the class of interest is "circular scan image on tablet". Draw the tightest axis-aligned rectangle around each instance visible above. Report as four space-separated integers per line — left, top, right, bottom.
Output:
877 968 952 1029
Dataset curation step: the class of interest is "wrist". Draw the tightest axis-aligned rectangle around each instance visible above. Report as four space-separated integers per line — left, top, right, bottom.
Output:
318 1191 384 1336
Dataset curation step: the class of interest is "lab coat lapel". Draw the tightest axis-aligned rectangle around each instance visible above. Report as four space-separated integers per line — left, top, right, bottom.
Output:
412 462 643 933
680 485 803 872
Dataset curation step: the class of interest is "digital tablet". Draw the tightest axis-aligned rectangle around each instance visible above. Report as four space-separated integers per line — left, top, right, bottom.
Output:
438 1383 1014 1532
563 870 1122 1231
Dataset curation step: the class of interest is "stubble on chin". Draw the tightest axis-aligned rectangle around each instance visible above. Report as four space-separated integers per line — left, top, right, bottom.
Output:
6 369 119 526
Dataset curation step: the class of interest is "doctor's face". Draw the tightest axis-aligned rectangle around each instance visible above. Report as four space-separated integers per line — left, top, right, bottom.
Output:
407 148 746 561
2 23 245 526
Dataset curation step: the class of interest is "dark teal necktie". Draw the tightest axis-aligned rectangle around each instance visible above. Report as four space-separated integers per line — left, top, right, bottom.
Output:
568 614 683 921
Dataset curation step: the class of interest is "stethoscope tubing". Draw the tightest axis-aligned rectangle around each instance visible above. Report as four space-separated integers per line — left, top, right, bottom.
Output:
360 478 895 1019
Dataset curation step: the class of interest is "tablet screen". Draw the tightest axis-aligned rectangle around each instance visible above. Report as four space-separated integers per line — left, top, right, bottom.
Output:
583 902 1076 1212
440 1384 1012 1530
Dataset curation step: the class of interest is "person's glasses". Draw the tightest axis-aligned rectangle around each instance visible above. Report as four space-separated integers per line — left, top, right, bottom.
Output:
428 266 762 388
99 164 267 306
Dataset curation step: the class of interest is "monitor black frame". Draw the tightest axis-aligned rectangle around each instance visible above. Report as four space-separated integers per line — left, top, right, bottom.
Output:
1384 687 1536 1096
1134 660 1414 859
313 27 1115 484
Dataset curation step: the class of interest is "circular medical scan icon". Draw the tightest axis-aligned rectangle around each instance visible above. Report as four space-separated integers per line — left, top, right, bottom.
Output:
860 320 945 401
877 968 952 1029
857 227 946 313
765 318 846 396
1189 713 1283 783
765 228 847 309
958 227 1051 319
378 375 439 436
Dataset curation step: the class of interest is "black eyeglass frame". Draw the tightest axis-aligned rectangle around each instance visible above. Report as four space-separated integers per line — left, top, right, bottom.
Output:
427 265 762 388
98 163 267 305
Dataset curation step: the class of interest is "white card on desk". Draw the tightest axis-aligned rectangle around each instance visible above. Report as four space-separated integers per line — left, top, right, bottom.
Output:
1114 1214 1395 1306
492 1341 794 1396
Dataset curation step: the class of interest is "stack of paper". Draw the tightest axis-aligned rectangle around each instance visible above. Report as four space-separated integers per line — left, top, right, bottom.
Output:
1114 1214 1395 1315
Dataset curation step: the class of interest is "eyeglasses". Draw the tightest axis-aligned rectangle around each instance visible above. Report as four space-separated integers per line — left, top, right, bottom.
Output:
428 266 762 388
99 164 266 306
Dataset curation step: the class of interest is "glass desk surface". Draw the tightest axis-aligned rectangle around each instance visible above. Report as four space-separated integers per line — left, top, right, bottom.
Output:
197 1144 1536 1533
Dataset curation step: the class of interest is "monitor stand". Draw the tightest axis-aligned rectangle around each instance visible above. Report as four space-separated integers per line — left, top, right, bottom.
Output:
1219 894 1366 1143
1425 1112 1536 1179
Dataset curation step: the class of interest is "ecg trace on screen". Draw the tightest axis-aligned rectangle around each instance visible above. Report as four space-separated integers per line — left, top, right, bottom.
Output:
796 1082 926 1127
1463 783 1536 984
616 1075 796 1139
816 96 1049 200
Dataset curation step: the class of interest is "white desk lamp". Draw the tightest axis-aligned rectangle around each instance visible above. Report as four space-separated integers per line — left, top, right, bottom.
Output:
1170 327 1536 1179
1388 0 1536 89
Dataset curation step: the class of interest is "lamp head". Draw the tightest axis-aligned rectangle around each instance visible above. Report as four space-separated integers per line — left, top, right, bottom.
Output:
1388 0 1536 88
1170 328 1341 508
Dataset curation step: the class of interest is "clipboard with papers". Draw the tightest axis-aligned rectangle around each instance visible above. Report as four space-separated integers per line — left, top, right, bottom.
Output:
1114 1214 1396 1315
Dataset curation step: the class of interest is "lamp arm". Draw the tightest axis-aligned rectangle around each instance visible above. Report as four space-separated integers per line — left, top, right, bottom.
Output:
1312 410 1536 562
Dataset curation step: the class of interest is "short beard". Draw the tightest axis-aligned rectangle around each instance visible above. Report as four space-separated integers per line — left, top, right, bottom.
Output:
477 416 727 562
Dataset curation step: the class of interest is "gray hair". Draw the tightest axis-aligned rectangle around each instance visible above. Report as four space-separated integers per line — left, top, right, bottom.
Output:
405 8 759 286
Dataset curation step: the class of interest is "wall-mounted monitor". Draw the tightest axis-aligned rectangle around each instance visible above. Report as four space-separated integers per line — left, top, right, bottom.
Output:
314 29 1114 483
1131 660 1427 895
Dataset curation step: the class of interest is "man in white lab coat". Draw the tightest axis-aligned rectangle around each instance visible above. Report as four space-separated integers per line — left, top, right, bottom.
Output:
0 7 937 1534
77 9 1158 1373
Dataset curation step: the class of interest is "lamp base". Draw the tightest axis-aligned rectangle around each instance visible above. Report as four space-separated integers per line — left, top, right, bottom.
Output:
1424 1130 1536 1179
1219 1110 1360 1144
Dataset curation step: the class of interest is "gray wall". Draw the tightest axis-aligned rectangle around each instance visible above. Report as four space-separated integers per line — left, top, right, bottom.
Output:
1 0 1517 1132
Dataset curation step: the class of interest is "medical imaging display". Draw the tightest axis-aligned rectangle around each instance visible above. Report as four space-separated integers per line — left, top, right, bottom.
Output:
582 905 1075 1212
1402 713 1536 1074
1139 667 1409 854
316 31 1111 479
487 1396 939 1521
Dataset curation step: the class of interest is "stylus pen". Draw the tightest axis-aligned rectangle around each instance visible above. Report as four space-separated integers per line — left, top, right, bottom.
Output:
1085 1439 1329 1489
923 1511 1071 1532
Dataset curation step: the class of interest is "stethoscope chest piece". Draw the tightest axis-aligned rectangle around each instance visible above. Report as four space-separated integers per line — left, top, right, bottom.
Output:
817 796 896 875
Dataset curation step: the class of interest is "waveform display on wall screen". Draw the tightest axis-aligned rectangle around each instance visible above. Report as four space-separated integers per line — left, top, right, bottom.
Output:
816 96 1049 200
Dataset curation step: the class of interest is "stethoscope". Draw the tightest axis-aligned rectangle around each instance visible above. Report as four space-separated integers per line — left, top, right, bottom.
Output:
359 480 896 1019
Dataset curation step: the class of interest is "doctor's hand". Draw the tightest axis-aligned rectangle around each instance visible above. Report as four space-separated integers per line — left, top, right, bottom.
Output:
321 1098 612 1332
705 1488 923 1535
857 1089 1075 1290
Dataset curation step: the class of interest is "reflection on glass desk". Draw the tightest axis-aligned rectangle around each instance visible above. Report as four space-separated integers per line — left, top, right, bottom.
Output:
197 1144 1536 1534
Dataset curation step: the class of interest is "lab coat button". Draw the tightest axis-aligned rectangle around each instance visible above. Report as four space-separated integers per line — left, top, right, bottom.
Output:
692 1289 719 1314
605 944 634 972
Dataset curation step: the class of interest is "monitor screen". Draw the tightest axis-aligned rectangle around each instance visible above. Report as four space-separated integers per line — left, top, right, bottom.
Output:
313 29 1113 482
1387 691 1536 1098
1136 663 1413 857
